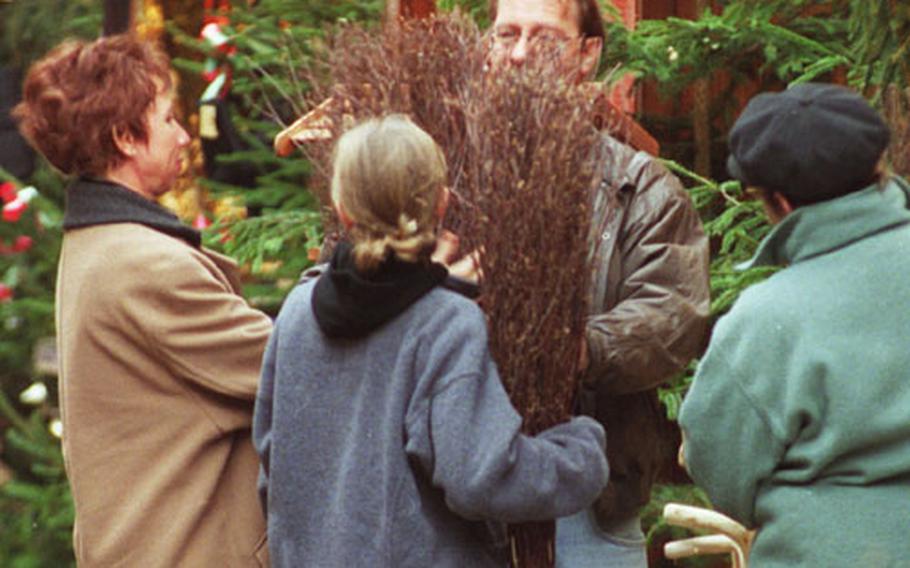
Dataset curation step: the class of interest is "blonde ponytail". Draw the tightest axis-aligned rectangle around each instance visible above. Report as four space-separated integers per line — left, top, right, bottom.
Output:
350 215 439 272
331 114 447 273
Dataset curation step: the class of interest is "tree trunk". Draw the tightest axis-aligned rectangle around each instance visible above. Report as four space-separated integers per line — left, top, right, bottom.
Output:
692 0 711 177
103 0 136 36
386 0 436 27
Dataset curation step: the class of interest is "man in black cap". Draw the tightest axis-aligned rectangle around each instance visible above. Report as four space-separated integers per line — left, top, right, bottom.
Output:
677 82 910 567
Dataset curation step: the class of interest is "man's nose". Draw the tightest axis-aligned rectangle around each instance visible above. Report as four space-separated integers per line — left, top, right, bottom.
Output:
509 36 530 65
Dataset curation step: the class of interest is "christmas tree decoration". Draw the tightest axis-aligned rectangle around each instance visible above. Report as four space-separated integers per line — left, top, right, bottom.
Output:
201 21 232 54
12 235 33 253
192 213 211 230
48 418 64 439
135 0 165 43
2 186 38 223
2 201 25 223
209 195 244 220
3 2 906 566
199 0 236 105
0 181 17 204
18 382 48 406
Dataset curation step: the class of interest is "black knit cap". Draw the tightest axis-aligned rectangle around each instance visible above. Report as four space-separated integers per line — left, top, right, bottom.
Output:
727 83 889 205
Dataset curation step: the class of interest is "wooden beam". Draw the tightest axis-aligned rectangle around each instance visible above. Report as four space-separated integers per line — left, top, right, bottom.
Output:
103 0 135 36
401 0 436 18
386 0 436 22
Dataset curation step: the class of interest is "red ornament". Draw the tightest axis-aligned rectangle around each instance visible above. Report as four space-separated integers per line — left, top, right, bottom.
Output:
0 284 12 302
13 236 33 252
201 22 230 51
2 199 27 222
193 213 211 230
0 182 16 204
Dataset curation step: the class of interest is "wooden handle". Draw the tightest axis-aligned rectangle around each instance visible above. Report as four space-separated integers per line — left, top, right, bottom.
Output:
662 503 753 568
273 97 337 156
665 534 740 559
663 503 751 543
665 533 748 568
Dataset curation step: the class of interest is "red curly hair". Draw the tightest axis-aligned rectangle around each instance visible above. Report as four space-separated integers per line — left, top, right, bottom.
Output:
13 35 172 177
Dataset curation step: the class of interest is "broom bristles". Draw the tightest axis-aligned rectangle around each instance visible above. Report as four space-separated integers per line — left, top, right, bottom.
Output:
290 14 610 567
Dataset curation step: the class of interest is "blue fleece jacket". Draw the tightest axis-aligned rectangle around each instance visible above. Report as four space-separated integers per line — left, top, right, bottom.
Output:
254 280 608 567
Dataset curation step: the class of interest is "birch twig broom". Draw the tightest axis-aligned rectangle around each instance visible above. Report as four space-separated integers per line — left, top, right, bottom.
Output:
281 15 605 566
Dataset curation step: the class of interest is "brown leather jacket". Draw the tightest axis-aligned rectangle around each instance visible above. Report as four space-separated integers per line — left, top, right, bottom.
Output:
581 135 710 529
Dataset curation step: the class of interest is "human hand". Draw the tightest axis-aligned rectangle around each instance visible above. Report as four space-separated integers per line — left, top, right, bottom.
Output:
432 230 483 284
431 229 461 265
678 432 688 471
447 251 482 283
578 336 589 376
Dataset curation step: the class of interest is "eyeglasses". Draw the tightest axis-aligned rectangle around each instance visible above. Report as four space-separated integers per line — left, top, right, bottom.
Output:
491 27 579 52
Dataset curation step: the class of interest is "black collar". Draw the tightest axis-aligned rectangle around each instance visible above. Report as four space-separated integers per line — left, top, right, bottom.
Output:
62 178 201 248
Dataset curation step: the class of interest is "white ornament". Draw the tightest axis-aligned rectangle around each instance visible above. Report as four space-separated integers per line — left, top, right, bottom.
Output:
19 381 48 405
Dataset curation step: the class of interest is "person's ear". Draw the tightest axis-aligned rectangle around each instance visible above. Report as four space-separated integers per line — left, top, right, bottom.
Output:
758 189 794 224
770 191 794 217
436 186 451 221
335 201 355 229
578 36 603 81
112 126 136 158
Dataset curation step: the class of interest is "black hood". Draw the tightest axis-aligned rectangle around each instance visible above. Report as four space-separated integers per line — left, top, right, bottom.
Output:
311 241 448 339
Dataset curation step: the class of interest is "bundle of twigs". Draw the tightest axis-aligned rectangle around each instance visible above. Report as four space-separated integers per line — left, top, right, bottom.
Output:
285 15 478 215
287 14 605 567
453 43 603 568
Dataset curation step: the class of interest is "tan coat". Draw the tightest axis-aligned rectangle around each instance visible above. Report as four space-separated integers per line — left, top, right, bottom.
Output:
56 222 272 567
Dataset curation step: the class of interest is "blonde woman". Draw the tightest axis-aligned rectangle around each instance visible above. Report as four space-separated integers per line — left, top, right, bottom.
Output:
253 115 608 567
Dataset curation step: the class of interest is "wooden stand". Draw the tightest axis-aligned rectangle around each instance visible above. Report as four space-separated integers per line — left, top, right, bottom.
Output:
663 503 754 568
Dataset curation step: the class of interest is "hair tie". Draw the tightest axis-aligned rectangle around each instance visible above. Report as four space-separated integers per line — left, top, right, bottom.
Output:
398 214 418 236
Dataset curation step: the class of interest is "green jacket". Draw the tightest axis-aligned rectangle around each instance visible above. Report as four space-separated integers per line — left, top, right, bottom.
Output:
679 178 910 567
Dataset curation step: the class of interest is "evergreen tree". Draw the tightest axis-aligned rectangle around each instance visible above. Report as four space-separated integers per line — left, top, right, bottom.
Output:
2 1 910 565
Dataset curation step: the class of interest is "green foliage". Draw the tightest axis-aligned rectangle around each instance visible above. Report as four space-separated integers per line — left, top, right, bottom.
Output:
599 1 910 423
1 1 907 566
204 209 324 311
0 165 64 397
0 160 71 566
0 0 102 71
655 160 776 482
848 0 910 95
602 0 850 94
598 4 910 557
0 389 73 567
642 484 718 567
169 0 384 312
660 160 776 315
438 0 490 27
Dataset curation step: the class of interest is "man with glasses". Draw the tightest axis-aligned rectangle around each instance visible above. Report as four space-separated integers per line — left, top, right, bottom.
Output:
487 1 710 566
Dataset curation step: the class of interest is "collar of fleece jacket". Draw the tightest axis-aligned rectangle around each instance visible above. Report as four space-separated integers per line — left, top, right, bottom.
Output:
742 177 910 270
62 177 201 248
